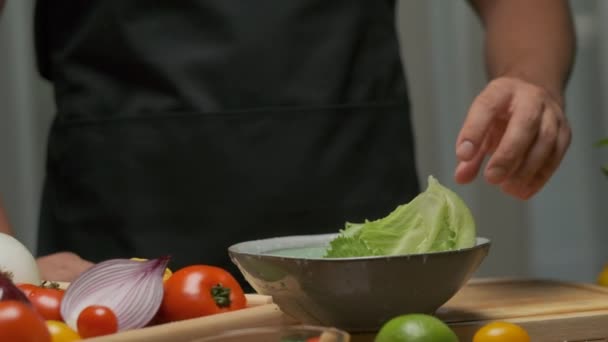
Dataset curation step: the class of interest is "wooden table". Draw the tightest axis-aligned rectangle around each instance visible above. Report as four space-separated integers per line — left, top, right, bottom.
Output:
82 278 608 341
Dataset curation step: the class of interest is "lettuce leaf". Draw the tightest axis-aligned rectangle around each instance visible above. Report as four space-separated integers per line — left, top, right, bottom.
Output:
324 175 476 258
321 235 379 258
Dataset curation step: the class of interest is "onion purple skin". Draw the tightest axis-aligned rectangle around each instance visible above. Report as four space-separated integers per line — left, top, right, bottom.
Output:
0 272 31 304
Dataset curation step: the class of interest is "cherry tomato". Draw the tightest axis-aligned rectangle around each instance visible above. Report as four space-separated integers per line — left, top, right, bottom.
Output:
159 265 247 322
76 305 118 338
46 320 81 342
30 287 65 321
597 263 608 286
0 300 51 342
17 282 65 321
17 283 39 297
306 337 321 342
473 321 530 342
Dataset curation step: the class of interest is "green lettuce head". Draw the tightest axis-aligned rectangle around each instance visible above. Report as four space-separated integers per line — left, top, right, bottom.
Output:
324 175 476 258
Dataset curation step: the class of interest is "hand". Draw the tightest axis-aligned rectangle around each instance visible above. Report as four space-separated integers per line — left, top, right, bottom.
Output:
454 77 571 199
36 252 94 282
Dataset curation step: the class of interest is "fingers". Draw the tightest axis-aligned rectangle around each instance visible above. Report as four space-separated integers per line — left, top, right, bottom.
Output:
483 89 545 184
455 133 491 184
500 106 570 199
519 116 571 198
37 251 95 282
456 79 514 162
454 77 570 200
500 104 559 194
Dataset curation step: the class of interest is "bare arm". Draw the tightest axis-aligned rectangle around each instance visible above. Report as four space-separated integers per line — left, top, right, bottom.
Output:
0 0 93 281
455 0 575 199
0 199 13 235
1 1 11 226
471 0 575 103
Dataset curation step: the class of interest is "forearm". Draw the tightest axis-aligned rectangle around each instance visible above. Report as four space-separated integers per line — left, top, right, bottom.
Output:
470 0 575 104
0 199 13 235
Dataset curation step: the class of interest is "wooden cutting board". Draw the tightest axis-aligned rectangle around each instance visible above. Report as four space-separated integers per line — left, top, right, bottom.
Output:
80 278 608 341
353 277 608 342
85 295 296 342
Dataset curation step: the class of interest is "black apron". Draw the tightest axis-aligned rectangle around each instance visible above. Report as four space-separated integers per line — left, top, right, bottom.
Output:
34 0 420 283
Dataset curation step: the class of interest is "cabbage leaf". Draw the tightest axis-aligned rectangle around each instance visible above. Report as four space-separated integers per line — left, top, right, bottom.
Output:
324 176 476 258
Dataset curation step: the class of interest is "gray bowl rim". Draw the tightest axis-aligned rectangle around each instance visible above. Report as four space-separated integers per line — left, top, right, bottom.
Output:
228 234 491 262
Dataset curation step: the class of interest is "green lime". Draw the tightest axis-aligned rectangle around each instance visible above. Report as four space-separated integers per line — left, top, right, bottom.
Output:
375 313 459 342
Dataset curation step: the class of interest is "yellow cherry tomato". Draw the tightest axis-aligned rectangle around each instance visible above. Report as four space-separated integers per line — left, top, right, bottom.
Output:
130 257 173 281
47 320 81 342
597 264 608 286
473 321 530 342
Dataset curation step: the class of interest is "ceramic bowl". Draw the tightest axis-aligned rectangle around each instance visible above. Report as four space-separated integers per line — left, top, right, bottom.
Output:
228 234 490 332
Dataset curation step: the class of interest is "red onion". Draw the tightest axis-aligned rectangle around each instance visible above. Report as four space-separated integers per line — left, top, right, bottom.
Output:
0 272 31 304
60 256 170 332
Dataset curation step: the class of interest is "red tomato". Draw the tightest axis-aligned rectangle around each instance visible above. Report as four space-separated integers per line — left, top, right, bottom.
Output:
306 337 321 342
30 287 64 321
17 283 64 321
16 283 38 297
76 305 118 338
160 265 247 322
0 300 51 342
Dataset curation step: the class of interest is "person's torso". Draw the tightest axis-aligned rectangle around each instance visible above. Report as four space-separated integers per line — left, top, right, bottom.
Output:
35 0 408 118
34 0 420 278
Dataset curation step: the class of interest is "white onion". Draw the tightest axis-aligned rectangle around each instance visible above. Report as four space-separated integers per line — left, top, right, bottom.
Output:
0 232 41 284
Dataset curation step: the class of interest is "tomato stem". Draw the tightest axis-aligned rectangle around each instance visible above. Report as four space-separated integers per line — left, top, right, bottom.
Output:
211 284 232 308
40 280 61 289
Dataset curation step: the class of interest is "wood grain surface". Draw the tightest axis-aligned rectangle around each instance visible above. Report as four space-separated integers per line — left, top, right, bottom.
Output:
60 278 608 341
354 278 608 341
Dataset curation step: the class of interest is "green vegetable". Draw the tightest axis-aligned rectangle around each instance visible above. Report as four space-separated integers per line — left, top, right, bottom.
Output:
324 175 476 258
375 313 459 342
